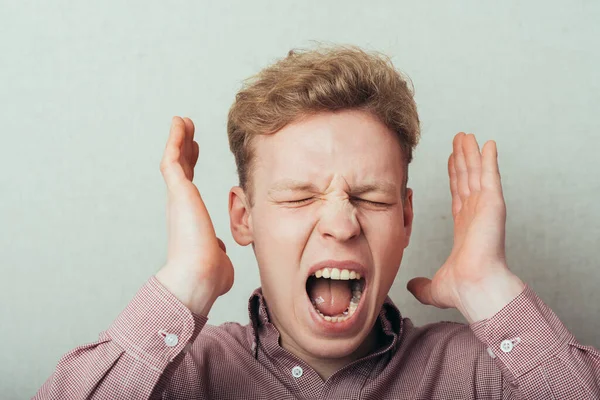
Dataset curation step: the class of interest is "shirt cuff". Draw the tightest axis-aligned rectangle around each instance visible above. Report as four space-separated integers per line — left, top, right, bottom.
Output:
469 284 575 379
106 275 208 371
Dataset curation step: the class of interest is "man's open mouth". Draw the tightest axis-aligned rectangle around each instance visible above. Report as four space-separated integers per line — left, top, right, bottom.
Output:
306 267 366 323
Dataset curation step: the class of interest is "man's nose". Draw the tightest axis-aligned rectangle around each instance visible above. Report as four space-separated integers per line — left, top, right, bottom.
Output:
317 200 361 242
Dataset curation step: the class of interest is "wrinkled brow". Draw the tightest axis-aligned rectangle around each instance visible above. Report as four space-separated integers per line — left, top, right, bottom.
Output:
268 180 320 194
268 179 398 196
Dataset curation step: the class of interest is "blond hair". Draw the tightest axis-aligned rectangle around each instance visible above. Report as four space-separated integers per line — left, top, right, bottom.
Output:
227 45 420 203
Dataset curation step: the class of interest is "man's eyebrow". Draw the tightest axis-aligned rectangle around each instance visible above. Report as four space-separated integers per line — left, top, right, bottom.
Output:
268 179 398 195
351 182 398 195
268 180 320 193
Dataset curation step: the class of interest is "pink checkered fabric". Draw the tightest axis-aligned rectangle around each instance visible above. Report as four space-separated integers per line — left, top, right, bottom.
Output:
33 277 600 399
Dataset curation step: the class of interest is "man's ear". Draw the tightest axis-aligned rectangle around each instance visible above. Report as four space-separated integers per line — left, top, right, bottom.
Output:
403 188 414 248
229 186 253 246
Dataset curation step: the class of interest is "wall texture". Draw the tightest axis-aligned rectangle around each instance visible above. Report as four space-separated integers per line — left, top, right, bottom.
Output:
1 1 598 398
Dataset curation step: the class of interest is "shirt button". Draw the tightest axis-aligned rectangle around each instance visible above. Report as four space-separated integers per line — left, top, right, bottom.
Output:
500 339 513 353
164 333 179 347
291 366 303 378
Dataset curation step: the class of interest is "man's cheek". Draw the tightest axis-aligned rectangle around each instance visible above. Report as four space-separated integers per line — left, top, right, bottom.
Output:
363 213 403 241
271 211 315 240
368 220 407 273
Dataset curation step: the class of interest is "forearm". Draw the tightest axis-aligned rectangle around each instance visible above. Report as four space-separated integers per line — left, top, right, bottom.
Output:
33 338 169 400
469 282 600 399
33 276 207 399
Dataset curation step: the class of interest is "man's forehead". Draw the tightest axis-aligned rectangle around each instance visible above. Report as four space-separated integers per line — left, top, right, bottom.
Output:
252 110 401 157
249 110 407 195
252 136 405 178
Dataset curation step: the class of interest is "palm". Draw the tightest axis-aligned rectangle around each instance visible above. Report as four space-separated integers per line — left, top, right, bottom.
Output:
408 133 508 309
160 117 234 298
167 180 234 288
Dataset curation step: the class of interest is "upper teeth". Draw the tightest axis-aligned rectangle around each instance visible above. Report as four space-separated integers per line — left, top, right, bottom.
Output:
313 268 361 280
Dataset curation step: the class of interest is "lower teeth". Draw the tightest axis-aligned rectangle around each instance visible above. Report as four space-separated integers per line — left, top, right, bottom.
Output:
313 295 361 323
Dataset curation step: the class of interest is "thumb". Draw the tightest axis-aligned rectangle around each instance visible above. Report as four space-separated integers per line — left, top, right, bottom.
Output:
406 277 436 306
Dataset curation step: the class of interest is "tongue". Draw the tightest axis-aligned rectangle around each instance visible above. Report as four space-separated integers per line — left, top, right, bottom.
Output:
308 279 352 316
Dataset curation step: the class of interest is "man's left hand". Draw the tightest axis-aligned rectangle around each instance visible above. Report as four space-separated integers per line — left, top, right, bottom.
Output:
407 132 525 323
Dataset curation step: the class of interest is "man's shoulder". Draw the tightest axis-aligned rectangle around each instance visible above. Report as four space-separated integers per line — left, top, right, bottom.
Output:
200 320 251 340
190 321 253 354
402 317 486 351
398 317 494 374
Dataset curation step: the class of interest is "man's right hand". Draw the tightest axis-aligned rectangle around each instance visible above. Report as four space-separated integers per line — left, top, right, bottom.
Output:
154 116 234 317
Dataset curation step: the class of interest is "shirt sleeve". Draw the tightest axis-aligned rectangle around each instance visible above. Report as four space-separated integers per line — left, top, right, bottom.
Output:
469 284 600 400
32 275 208 400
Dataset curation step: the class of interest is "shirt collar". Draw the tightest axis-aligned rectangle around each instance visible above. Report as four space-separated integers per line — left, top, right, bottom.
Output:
246 287 404 359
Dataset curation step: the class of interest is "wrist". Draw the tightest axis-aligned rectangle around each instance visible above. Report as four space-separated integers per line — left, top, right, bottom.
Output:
456 268 526 324
155 267 220 317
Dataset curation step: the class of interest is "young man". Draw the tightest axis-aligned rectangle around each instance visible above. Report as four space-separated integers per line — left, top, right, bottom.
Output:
35 46 599 399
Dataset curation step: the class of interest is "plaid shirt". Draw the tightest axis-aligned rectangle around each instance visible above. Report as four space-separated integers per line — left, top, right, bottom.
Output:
34 276 600 399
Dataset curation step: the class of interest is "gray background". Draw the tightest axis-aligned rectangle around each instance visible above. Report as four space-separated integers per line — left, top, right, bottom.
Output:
1 1 599 398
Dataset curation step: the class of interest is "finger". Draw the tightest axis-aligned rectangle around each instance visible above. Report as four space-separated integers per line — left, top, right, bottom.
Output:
481 140 502 193
452 132 470 201
448 153 462 217
160 117 187 186
164 116 185 162
217 237 227 253
183 117 195 141
406 277 435 306
463 134 482 192
181 117 195 165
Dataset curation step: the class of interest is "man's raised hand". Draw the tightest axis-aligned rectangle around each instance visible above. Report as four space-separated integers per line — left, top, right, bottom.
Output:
155 117 234 317
407 133 525 323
